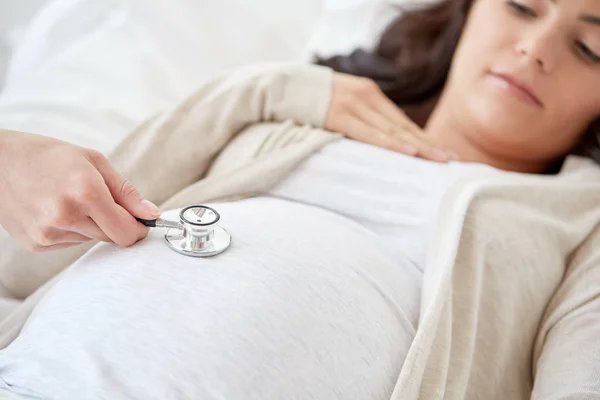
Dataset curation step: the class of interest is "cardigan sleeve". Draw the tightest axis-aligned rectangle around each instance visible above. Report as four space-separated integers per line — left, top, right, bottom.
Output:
531 225 600 399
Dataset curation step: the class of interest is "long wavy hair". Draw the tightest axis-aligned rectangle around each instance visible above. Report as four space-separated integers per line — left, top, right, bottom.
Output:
316 0 600 164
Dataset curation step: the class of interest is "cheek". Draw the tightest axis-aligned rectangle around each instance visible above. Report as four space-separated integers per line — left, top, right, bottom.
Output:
552 80 600 140
536 77 600 159
448 7 514 89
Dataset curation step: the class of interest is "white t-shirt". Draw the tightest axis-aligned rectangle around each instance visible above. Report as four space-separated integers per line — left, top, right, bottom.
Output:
0 139 501 400
268 138 501 270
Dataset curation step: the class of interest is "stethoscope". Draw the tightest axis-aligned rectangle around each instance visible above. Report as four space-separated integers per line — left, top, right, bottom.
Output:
136 205 231 257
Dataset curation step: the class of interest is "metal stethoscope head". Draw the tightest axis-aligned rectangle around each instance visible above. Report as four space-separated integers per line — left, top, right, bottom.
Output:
136 205 231 257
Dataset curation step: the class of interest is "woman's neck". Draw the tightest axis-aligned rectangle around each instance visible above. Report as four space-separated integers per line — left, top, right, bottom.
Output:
422 97 550 174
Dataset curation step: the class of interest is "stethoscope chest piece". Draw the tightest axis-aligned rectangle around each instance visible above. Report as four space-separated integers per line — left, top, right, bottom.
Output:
138 205 231 257
165 205 231 257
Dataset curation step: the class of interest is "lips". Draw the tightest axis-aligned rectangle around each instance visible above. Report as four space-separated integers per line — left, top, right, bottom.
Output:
488 72 543 107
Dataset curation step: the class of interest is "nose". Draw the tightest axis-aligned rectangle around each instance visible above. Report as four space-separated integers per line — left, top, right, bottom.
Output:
515 24 558 73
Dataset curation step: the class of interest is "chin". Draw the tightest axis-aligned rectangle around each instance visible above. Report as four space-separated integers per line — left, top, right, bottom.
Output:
466 89 540 133
460 94 542 155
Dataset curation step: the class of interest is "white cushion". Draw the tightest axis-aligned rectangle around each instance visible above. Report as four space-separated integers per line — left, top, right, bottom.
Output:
0 0 323 153
306 0 440 58
0 0 50 88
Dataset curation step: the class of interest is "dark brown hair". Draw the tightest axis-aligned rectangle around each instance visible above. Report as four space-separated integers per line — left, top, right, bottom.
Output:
316 0 600 164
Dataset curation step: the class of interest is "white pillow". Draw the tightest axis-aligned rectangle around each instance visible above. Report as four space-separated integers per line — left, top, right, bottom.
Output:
306 0 440 59
0 39 8 88
0 0 323 153
0 0 50 88
0 0 168 152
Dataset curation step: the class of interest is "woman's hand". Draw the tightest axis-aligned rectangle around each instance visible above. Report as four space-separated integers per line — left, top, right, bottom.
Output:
0 130 161 252
324 73 457 162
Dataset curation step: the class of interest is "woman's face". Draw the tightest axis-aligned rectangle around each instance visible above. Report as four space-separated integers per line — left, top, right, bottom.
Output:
445 0 600 164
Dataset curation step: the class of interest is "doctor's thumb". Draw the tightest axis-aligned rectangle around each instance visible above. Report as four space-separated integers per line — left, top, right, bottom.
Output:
115 180 162 220
87 150 162 220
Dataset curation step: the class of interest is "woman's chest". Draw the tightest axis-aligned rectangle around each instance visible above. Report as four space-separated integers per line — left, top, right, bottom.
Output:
267 139 494 268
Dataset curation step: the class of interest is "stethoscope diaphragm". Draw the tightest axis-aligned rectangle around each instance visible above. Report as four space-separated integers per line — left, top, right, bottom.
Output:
136 205 231 257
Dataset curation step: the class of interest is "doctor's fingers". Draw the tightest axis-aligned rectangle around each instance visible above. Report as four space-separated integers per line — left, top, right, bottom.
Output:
33 241 91 252
0 213 83 252
86 184 149 247
60 217 111 243
88 150 161 221
26 227 91 251
89 200 149 248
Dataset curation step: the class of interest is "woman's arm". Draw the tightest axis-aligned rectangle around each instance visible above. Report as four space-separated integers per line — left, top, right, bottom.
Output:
108 63 335 207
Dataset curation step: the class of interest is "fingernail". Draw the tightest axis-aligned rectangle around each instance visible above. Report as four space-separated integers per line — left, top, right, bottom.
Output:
141 199 161 216
446 151 460 161
433 149 449 161
402 143 418 155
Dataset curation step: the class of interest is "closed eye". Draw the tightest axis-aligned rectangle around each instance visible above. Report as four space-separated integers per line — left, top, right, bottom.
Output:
575 41 600 64
507 0 537 18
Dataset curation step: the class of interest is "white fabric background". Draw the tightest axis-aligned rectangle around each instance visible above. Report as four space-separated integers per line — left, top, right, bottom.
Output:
0 0 49 89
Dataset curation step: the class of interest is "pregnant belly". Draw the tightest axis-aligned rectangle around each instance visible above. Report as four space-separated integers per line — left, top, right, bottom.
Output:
0 197 422 399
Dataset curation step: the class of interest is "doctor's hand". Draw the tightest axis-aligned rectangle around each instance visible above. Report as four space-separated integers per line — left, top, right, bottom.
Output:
324 73 458 162
0 130 162 252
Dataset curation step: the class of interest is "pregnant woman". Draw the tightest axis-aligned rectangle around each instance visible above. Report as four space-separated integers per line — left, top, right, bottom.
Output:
0 0 599 399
